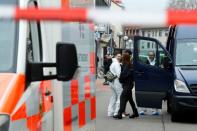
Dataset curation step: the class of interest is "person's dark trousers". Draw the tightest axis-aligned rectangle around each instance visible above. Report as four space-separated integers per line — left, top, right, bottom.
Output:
118 88 138 117
103 78 109 85
103 67 109 85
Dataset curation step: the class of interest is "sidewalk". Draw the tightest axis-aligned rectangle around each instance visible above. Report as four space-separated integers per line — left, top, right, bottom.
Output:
95 79 110 92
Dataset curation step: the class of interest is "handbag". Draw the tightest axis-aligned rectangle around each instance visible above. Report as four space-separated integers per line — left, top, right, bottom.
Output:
105 70 117 82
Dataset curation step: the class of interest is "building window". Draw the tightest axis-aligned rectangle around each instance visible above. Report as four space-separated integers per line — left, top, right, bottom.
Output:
142 31 145 36
148 32 150 37
147 42 150 48
155 31 157 37
165 30 169 36
152 31 154 37
133 30 136 35
159 30 162 37
127 29 130 35
126 30 128 35
136 29 139 35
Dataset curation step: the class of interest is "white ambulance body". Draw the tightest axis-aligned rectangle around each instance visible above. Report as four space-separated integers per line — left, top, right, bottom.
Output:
0 0 96 131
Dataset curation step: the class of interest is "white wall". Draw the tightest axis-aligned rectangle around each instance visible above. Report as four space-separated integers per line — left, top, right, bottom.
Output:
139 28 168 47
110 2 123 48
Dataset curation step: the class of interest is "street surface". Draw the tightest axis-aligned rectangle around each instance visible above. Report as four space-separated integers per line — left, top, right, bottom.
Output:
95 79 197 131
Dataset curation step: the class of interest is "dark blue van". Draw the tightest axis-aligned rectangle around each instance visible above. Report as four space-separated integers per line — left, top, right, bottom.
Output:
133 25 197 121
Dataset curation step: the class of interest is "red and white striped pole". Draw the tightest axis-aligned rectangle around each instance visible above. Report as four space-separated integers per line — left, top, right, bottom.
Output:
0 6 87 22
1 6 197 26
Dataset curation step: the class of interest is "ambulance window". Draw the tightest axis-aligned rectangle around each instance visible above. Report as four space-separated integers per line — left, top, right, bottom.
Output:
27 1 42 62
28 22 42 62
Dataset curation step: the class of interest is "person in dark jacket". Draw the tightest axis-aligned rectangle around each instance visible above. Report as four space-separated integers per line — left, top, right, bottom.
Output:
103 54 112 85
122 50 132 118
113 53 139 119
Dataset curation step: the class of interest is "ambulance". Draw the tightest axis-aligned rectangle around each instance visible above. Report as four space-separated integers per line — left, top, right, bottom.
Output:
0 0 96 131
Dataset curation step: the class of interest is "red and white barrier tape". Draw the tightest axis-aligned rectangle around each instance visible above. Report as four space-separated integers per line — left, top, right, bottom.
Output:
1 6 197 26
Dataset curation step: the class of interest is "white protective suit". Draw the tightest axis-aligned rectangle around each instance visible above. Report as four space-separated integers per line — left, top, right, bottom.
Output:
107 58 123 116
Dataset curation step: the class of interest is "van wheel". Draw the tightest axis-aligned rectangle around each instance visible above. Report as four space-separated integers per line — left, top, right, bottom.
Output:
167 98 172 114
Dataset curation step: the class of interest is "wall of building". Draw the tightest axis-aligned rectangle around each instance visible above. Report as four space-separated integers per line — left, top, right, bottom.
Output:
139 27 169 46
95 0 112 67
124 27 169 47
110 2 124 48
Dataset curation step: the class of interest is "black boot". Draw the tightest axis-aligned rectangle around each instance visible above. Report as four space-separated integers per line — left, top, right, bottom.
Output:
129 113 139 118
129 109 139 118
113 114 122 119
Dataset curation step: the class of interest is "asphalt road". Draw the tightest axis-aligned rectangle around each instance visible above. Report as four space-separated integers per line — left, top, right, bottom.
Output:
95 79 197 131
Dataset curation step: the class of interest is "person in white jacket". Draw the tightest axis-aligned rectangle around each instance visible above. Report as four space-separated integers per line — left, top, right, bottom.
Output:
108 52 122 117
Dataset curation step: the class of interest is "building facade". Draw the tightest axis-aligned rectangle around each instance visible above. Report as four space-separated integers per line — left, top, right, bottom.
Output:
95 0 125 67
95 0 112 68
169 0 197 9
110 1 124 49
124 26 169 47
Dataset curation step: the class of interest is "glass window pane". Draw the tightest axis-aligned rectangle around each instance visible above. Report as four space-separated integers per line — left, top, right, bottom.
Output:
0 20 17 72
137 40 157 66
176 40 197 66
